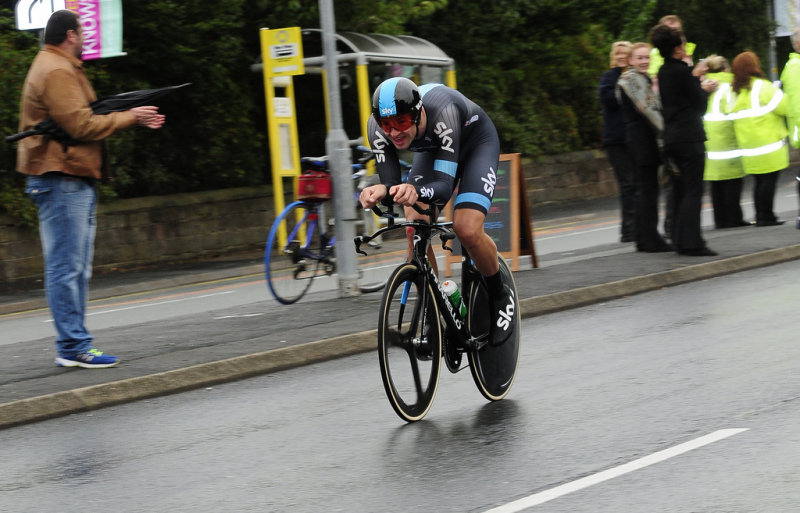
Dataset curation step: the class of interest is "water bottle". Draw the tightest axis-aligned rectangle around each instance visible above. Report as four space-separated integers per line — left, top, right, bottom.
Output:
442 280 467 318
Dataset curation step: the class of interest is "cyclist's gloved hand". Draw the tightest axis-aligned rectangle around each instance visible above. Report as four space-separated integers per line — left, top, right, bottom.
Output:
389 183 419 206
360 184 388 209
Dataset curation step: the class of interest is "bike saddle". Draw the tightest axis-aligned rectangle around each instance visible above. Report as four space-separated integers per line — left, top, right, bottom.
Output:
300 157 329 172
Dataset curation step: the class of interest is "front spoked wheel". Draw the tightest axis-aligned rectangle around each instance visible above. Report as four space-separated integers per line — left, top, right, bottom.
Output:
378 264 442 422
264 201 332 304
467 255 520 400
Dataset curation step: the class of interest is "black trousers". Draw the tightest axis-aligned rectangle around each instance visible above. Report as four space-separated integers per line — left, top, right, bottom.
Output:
710 178 744 228
660 162 678 237
666 142 706 251
633 162 665 250
752 170 782 224
604 144 637 239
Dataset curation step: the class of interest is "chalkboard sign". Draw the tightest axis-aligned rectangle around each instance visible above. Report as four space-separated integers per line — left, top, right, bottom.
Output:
485 157 513 252
444 153 537 276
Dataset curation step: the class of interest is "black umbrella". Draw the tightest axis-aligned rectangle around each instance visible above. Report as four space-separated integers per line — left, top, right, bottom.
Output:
5 83 191 147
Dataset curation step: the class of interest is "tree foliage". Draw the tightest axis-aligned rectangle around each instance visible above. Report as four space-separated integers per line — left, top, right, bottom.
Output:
0 8 40 226
0 0 777 223
408 0 613 154
93 0 267 197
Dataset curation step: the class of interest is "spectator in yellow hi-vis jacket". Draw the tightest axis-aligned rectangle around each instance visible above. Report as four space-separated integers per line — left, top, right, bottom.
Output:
728 52 788 227
702 55 747 229
778 28 800 228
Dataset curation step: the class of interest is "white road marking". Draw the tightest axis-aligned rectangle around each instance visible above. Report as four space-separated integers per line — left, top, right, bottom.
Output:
482 428 749 512
213 313 265 319
42 290 236 322
537 226 616 241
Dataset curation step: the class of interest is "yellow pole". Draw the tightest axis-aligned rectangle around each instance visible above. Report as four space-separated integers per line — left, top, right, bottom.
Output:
321 68 332 132
446 68 457 89
259 28 289 247
356 63 371 149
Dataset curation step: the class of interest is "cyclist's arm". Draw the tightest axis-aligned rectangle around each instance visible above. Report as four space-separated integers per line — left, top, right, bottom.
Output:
367 116 404 206
414 103 460 203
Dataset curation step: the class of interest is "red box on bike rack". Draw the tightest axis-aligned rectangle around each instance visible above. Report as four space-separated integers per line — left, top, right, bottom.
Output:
297 170 332 201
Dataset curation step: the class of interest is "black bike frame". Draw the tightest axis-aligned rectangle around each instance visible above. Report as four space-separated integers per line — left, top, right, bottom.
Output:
406 220 488 353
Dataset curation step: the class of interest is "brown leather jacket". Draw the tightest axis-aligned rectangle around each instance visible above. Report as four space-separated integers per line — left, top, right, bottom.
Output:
16 45 137 180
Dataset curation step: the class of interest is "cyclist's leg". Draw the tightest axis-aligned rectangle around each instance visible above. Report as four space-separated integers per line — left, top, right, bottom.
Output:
451 128 516 346
452 206 514 345
452 208 498 276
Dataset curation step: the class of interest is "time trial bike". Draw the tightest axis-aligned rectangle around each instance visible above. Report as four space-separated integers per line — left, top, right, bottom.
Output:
355 203 520 422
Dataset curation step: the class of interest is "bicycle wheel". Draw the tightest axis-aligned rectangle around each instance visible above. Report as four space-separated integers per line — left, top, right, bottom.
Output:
264 201 332 304
378 263 442 422
467 255 520 401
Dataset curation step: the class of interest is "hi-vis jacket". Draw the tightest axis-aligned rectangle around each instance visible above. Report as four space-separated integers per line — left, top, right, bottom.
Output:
702 72 745 181
779 52 800 149
721 77 788 175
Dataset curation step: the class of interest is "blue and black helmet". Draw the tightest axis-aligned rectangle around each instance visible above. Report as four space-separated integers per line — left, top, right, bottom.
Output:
371 77 423 123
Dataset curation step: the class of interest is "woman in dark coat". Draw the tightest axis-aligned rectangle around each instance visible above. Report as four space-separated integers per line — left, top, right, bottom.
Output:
598 41 637 243
617 42 673 252
652 23 719 256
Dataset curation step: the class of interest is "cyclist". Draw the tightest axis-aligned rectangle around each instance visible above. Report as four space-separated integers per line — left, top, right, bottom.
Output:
359 77 516 345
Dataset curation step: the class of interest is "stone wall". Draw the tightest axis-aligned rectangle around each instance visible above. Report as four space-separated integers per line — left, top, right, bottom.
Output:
0 150 618 284
523 149 618 206
1 185 279 285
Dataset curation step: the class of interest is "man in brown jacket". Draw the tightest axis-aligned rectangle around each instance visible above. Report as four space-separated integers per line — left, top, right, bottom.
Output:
18 10 165 368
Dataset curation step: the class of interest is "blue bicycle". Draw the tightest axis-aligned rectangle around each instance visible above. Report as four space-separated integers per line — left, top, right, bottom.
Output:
264 146 409 304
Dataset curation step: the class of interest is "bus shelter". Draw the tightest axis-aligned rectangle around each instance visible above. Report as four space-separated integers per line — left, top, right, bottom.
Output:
298 30 456 143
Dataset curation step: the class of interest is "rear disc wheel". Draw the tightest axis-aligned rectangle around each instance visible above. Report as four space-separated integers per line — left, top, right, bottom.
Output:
467 255 520 400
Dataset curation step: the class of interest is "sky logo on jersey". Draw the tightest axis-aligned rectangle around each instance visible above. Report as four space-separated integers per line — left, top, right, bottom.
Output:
482 166 497 195
433 122 455 153
372 130 388 163
419 186 434 199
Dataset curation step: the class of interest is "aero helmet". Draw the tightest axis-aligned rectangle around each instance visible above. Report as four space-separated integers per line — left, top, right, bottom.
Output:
372 77 423 125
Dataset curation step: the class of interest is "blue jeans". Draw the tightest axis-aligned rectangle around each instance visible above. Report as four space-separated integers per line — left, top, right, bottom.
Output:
26 174 97 357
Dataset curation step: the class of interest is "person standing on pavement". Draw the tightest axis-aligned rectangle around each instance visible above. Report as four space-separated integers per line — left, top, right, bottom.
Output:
599 41 637 243
648 14 693 242
16 10 165 368
616 42 673 253
652 23 719 256
702 55 747 229
778 28 800 229
728 51 788 227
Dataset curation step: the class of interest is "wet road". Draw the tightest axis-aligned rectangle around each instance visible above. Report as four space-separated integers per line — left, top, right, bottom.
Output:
2 261 799 512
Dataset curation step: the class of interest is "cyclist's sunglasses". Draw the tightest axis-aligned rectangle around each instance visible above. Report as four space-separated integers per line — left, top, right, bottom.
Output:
379 113 414 132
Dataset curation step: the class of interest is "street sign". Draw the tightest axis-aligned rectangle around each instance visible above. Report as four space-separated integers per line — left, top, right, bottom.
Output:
14 0 125 60
263 27 304 77
15 0 66 30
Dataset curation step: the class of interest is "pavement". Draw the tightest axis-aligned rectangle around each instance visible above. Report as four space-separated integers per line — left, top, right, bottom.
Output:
1 203 800 430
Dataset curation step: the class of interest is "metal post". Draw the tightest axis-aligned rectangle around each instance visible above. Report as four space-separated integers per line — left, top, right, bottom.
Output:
768 0 778 81
319 0 359 297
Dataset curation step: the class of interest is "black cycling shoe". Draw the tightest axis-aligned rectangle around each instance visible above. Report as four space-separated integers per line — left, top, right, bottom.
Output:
489 284 516 346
